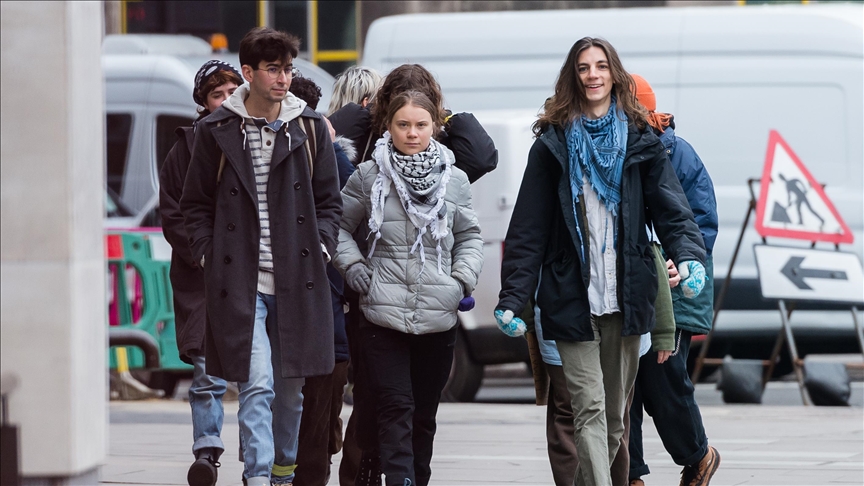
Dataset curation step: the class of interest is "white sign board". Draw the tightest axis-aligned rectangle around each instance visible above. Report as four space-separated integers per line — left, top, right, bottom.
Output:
148 233 173 262
753 245 864 303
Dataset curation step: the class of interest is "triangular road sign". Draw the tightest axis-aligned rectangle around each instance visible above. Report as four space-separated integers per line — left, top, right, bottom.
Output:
755 130 853 244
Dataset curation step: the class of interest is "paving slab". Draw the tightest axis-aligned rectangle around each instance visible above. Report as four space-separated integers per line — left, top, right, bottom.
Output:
102 393 863 486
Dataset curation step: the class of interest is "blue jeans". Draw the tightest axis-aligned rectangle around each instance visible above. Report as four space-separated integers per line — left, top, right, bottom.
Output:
189 353 227 454
238 292 305 483
629 330 708 479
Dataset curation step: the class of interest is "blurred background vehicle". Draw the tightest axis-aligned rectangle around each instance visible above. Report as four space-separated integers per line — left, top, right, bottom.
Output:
362 3 864 400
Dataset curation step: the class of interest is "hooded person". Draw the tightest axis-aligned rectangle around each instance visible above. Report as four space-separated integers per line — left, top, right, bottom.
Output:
627 74 720 486
180 27 342 486
159 58 242 486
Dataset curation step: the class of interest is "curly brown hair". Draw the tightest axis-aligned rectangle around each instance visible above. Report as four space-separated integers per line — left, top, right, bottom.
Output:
371 64 445 135
533 37 646 136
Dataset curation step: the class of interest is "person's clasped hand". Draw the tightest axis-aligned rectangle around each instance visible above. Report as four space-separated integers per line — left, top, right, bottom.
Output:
494 309 527 337
677 260 706 299
345 263 373 294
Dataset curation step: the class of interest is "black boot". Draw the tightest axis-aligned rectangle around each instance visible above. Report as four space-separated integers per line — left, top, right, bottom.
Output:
188 447 221 486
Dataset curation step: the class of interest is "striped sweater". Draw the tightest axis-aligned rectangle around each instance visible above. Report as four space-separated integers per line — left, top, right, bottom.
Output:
221 84 308 295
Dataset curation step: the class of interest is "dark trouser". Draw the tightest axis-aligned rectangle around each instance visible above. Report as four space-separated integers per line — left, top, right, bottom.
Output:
545 363 632 486
360 324 456 486
294 361 349 486
629 330 708 480
340 303 380 486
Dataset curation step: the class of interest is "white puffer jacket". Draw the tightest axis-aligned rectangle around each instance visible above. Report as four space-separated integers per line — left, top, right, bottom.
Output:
334 146 484 335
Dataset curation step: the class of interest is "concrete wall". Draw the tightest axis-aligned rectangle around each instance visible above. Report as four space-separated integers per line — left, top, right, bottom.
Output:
0 1 106 480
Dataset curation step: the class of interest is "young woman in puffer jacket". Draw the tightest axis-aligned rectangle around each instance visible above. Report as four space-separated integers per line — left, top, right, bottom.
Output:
334 89 484 486
332 63 497 486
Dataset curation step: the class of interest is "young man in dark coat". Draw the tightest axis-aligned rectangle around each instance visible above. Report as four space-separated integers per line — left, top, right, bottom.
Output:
159 59 242 486
495 38 706 486
181 27 342 486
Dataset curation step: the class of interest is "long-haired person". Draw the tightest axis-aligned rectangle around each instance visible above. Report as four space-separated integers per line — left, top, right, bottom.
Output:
159 59 242 486
334 90 483 486
495 37 706 486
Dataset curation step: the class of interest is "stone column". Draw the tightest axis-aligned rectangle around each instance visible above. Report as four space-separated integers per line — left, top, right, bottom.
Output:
1 1 106 482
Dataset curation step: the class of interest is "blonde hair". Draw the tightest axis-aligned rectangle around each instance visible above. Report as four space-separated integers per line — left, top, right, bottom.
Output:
327 66 383 115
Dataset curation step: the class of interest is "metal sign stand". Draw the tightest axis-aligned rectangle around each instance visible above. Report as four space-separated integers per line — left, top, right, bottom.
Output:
691 179 864 405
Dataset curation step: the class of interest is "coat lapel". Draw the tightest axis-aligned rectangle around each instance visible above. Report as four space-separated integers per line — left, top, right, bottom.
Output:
270 118 309 173
210 118 257 205
541 128 584 256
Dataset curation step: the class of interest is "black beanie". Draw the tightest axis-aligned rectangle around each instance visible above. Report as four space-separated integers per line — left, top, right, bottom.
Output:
193 60 242 106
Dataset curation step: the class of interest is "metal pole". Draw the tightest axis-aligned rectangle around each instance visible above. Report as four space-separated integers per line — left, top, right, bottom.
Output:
778 300 810 405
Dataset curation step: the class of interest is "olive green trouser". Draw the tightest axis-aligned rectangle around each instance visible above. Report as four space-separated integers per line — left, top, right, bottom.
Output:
557 313 640 486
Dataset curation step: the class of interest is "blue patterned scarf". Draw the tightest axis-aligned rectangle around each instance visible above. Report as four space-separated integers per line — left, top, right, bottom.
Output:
566 96 629 216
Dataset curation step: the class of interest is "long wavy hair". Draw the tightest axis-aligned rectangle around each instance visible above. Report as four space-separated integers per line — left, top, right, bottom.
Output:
371 64 446 135
533 37 646 136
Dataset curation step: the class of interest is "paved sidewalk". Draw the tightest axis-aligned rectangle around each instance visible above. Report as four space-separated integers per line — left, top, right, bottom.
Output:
103 394 863 486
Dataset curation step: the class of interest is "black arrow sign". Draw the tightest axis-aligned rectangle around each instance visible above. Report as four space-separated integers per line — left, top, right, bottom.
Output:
781 256 848 290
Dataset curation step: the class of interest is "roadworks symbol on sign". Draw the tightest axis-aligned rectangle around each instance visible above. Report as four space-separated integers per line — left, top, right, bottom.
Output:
754 130 853 244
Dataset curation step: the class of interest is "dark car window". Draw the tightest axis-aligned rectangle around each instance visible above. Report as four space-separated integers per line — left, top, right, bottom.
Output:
106 113 133 195
156 115 195 175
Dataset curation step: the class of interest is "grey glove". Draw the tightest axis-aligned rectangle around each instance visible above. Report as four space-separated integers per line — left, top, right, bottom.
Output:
345 263 373 295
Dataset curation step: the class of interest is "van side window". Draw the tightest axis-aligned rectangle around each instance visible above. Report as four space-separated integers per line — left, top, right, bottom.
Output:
106 113 133 195
156 115 195 175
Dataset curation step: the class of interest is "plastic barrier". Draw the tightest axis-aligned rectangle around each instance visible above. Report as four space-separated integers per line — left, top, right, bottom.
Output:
105 230 190 372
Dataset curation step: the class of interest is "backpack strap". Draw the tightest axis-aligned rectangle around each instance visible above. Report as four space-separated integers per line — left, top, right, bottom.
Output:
297 117 317 177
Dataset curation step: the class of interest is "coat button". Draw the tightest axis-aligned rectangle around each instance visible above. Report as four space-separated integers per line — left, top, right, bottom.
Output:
306 281 314 289
266 140 272 146
294 182 301 190
227 223 235 231
188 236 194 243
666 149 671 154
301 248 309 257
224 256 232 264
230 187 239 196
297 215 305 224
220 289 228 298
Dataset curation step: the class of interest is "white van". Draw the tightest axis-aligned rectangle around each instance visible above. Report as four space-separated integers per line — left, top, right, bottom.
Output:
103 34 335 226
363 4 864 400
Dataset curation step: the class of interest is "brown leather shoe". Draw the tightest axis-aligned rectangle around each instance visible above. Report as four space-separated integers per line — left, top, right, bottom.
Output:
679 446 720 486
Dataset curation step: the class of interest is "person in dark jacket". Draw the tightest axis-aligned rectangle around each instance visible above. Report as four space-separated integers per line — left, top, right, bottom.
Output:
327 66 382 165
159 59 242 486
288 74 356 486
495 38 706 486
181 28 342 486
627 74 720 486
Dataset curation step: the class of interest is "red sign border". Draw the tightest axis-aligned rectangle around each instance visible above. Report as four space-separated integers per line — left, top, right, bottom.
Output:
754 130 853 244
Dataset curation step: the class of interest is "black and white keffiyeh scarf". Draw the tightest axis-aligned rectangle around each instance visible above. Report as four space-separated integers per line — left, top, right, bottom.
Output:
368 132 452 274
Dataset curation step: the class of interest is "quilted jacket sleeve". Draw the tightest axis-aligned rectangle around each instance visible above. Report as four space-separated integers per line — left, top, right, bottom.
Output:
450 171 484 293
333 162 369 276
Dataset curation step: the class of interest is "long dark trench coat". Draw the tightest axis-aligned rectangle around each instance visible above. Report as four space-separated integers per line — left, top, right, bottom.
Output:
181 105 342 382
159 127 206 363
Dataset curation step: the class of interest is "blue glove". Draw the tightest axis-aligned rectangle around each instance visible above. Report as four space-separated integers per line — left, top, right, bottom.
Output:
494 309 527 337
458 295 475 312
677 260 706 299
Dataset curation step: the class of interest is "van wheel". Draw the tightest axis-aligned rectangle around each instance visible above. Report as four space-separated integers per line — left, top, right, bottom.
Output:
441 329 484 402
